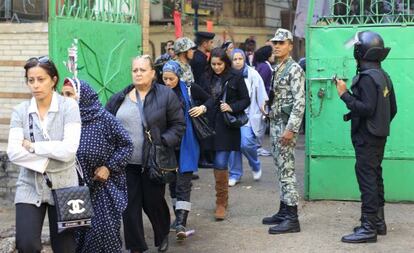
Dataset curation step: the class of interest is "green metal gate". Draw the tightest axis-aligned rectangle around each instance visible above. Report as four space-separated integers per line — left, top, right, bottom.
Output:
305 0 414 201
49 0 142 103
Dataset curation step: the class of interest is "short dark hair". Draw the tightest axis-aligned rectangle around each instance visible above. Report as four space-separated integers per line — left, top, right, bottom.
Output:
209 48 232 73
24 57 59 89
166 40 174 46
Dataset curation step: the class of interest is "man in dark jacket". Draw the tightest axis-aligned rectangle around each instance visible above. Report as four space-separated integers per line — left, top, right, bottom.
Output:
335 31 397 243
190 31 216 168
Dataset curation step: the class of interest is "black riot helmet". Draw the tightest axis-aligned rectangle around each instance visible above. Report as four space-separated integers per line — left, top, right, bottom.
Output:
353 31 391 62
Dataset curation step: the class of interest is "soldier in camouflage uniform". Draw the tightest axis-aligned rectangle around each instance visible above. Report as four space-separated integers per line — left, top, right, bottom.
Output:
173 37 196 84
262 28 305 235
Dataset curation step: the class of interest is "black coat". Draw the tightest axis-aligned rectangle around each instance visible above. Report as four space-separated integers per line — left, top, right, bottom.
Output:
190 50 209 91
105 83 186 148
203 69 250 151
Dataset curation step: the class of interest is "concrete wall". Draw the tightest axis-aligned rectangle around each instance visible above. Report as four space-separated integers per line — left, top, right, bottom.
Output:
0 22 48 203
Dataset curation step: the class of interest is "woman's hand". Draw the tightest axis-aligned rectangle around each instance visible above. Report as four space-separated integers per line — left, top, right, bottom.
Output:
93 166 110 182
189 105 206 117
336 79 348 97
220 102 233 113
22 139 33 152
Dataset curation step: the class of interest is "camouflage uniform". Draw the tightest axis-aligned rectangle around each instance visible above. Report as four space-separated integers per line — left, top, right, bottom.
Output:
175 59 195 84
269 56 305 206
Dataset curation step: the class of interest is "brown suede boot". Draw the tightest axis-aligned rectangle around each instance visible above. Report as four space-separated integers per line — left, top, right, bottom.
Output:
214 169 229 220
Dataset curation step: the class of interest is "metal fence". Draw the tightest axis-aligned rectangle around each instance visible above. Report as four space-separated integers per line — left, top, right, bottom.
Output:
52 0 140 23
316 0 414 25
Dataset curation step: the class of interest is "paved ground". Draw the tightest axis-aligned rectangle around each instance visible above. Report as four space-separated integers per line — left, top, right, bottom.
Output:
1 135 413 253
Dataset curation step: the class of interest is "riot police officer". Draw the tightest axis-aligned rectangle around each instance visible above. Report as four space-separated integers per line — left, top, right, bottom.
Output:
335 31 397 243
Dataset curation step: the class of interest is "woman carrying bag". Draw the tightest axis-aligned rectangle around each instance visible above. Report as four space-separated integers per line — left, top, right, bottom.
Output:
202 48 250 220
7 57 81 252
162 60 213 241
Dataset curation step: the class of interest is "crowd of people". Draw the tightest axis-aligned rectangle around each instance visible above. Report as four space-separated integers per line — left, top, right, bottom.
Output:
6 27 396 252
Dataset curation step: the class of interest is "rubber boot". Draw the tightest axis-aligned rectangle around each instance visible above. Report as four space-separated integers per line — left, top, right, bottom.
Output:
262 201 288 225
342 214 377 243
268 205 300 234
175 209 189 241
214 169 229 220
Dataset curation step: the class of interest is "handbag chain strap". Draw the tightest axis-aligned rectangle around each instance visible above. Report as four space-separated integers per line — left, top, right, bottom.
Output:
29 114 86 188
135 89 153 143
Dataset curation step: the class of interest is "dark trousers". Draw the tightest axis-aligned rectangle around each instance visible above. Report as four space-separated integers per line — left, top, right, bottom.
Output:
352 131 387 215
169 172 193 204
15 203 76 253
123 164 170 252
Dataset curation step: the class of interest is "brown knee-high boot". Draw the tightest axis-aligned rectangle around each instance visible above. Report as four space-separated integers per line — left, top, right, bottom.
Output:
214 169 228 220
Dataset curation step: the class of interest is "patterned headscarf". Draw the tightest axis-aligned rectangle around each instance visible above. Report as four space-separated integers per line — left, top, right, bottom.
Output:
231 48 248 78
65 77 105 123
162 60 183 78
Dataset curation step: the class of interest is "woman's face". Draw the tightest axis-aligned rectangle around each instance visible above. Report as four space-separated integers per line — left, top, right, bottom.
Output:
131 58 155 87
226 44 234 58
26 66 57 101
232 52 245 70
211 57 226 75
61 85 78 100
162 72 179 89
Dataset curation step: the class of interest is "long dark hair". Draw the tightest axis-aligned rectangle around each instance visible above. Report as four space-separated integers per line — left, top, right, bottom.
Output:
209 47 232 74
253 45 272 66
24 57 59 89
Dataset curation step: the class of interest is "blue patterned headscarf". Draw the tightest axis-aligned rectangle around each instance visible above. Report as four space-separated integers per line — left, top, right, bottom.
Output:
162 60 183 78
231 48 248 78
64 78 105 123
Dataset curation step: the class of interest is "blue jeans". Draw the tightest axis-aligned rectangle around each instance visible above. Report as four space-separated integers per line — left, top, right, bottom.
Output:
214 151 232 170
229 126 261 180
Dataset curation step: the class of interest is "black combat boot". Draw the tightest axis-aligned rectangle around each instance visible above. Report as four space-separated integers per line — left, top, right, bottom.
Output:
262 201 287 225
175 209 189 241
342 214 377 243
268 205 300 234
353 207 387 235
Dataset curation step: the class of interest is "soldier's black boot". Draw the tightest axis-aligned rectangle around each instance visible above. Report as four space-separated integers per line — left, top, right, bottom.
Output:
262 201 287 225
268 205 300 234
353 207 387 235
175 209 189 241
342 214 377 243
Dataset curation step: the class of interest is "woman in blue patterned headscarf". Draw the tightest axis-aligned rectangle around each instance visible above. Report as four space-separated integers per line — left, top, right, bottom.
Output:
162 60 213 241
62 78 133 253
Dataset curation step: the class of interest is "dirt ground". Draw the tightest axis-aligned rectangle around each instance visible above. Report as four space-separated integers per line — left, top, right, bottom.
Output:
1 136 413 253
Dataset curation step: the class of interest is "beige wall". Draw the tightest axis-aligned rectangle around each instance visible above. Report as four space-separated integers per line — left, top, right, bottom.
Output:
149 24 276 58
0 23 48 151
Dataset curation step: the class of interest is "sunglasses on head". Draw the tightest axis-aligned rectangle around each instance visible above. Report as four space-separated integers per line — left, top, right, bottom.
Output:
26 56 50 64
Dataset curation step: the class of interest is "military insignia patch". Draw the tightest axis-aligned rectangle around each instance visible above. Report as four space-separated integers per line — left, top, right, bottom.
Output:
383 86 389 97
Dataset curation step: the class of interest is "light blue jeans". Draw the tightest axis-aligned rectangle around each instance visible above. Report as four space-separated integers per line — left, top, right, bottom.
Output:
229 126 261 180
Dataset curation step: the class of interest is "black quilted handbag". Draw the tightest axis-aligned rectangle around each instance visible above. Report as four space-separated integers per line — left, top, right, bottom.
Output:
51 161 94 233
222 82 249 128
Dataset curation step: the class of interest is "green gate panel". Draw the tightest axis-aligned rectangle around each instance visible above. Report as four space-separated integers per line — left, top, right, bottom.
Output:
48 0 142 104
305 1 414 202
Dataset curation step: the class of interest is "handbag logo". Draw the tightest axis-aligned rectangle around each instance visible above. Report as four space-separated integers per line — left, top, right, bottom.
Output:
67 199 86 214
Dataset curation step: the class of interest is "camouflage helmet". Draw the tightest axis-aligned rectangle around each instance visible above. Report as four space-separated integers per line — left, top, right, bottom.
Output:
174 37 196 54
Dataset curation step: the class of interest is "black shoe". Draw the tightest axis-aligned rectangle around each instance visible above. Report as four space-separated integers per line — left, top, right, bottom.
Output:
198 162 214 169
175 209 189 241
268 205 300 234
191 174 200 180
342 214 377 243
262 201 287 225
158 236 169 252
353 207 387 235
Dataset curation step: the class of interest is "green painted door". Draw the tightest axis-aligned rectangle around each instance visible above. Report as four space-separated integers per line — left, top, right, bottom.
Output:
49 0 142 103
305 0 414 201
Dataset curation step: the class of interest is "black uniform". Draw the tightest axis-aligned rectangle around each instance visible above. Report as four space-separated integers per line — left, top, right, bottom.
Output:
341 62 397 214
190 50 208 90
340 30 397 244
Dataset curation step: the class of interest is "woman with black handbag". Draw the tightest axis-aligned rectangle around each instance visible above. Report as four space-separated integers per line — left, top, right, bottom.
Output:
62 78 133 253
202 48 250 220
7 57 80 252
162 60 213 241
106 55 185 253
